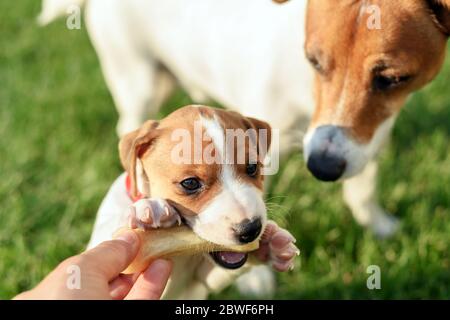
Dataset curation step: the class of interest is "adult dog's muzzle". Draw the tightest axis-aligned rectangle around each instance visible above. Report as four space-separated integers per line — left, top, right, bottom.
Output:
304 125 350 182
307 151 347 182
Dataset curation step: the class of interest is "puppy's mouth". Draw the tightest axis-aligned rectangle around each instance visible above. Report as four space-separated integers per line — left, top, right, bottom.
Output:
177 212 250 269
210 251 248 269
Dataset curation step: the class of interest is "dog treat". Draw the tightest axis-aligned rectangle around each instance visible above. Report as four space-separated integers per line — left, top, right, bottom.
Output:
119 226 259 274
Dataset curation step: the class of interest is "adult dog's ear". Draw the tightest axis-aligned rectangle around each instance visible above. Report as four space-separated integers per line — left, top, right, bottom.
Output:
427 0 450 36
119 120 160 197
246 117 272 161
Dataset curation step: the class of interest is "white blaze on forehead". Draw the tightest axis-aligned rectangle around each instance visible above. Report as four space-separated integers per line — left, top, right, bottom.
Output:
201 115 225 161
333 68 351 125
334 83 348 124
200 113 243 193
187 114 266 245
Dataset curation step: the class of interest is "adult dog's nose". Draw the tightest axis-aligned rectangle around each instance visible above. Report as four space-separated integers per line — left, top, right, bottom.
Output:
307 151 346 182
234 218 262 244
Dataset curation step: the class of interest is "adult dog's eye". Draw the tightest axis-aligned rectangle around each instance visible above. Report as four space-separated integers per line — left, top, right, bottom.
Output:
180 178 202 193
307 56 323 73
246 163 258 177
373 75 411 91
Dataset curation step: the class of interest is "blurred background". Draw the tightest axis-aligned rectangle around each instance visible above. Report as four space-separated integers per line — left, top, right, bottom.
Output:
0 2 449 299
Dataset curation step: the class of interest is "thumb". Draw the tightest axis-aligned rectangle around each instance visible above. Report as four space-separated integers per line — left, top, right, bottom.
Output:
80 230 140 281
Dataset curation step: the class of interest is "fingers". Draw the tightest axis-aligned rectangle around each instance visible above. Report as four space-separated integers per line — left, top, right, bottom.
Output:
110 259 173 300
109 273 139 300
125 259 173 300
79 230 140 281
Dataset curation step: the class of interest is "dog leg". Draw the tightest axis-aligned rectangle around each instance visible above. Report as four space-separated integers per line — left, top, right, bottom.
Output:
343 160 399 238
102 58 174 137
85 6 175 137
235 265 277 298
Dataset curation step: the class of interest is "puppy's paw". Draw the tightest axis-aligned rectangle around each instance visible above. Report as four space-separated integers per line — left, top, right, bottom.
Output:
252 220 299 272
127 198 181 230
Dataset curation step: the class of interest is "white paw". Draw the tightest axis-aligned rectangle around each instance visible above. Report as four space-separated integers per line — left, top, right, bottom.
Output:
253 220 300 272
371 213 400 239
236 265 276 298
127 198 181 230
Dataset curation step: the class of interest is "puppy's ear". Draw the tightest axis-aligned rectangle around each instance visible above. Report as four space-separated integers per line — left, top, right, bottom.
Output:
427 0 450 36
119 120 160 198
246 117 272 161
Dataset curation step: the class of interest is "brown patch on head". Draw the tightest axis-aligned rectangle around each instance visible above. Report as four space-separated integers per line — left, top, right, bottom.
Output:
204 108 272 191
119 105 271 217
305 0 448 142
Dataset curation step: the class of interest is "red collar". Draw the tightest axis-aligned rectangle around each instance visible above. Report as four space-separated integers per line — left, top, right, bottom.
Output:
125 174 144 203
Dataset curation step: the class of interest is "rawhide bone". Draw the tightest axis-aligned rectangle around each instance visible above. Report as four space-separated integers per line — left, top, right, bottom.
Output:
119 225 259 274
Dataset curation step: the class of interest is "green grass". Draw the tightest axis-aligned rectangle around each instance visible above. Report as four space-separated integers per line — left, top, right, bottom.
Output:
0 2 449 300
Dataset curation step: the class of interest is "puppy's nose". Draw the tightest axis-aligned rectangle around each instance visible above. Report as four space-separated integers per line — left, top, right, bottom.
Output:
307 151 346 182
234 218 262 244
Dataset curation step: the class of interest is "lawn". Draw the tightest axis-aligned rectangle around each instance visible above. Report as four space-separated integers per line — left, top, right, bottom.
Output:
0 2 449 299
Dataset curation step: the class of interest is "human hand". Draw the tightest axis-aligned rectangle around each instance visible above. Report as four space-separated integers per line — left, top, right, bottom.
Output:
14 230 172 300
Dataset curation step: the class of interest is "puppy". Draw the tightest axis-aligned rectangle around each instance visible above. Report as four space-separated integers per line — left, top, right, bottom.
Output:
87 105 299 299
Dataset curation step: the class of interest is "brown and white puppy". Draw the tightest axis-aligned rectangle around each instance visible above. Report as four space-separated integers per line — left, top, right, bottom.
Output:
88 105 299 299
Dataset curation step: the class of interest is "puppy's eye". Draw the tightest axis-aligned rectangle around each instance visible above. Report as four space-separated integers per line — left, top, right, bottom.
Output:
373 75 411 91
180 178 202 194
246 163 258 177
